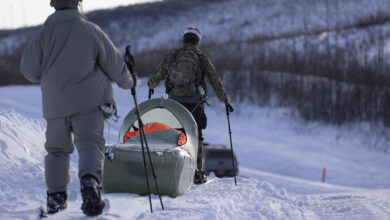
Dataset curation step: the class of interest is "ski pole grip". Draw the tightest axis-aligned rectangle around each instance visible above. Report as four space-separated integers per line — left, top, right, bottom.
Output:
125 45 137 92
125 45 135 74
126 45 131 54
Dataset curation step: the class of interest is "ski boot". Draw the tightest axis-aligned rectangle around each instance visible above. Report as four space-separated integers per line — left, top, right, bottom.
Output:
80 175 105 216
194 169 207 185
47 191 67 214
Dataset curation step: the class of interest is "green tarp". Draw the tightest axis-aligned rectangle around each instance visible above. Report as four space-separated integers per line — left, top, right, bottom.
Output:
103 98 198 197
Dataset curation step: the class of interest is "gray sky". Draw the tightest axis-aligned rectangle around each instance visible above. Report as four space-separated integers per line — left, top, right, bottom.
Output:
1 0 160 30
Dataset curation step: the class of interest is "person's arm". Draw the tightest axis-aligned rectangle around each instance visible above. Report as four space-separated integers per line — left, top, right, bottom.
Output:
201 54 229 103
95 25 133 89
19 30 43 83
147 52 172 90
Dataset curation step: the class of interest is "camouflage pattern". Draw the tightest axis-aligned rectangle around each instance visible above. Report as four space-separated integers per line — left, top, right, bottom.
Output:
148 43 228 103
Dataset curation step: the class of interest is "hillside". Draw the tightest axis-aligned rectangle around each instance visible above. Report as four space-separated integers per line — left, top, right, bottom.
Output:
1 0 390 125
1 0 390 76
1 0 390 51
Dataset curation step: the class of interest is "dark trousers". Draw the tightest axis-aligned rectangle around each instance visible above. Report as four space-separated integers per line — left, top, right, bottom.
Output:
179 102 207 170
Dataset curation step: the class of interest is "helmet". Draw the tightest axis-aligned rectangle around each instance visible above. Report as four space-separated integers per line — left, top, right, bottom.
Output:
50 0 82 9
183 26 202 40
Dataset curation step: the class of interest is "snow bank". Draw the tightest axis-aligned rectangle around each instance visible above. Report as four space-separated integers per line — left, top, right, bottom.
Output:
0 109 46 213
0 109 80 215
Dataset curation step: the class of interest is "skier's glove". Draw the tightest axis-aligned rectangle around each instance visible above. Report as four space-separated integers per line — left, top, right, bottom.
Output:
148 89 154 100
125 46 135 73
124 45 136 89
226 103 234 113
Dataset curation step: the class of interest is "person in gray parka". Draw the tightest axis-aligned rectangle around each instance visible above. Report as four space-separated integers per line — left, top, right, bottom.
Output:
19 0 133 216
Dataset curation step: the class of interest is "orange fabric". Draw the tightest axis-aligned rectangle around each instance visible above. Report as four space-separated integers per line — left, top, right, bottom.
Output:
177 131 187 145
123 122 187 145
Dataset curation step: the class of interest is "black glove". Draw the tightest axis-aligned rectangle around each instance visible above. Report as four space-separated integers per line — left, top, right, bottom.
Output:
148 89 154 100
125 46 135 74
124 45 136 90
226 103 234 113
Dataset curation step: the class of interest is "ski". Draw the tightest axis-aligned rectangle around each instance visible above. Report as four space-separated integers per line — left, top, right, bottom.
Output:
203 178 217 185
192 177 217 187
38 205 48 219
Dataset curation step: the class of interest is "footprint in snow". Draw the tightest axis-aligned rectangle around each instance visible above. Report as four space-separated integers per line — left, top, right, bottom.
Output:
0 139 7 151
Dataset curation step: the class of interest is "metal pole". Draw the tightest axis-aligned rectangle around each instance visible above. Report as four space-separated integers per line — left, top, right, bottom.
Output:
136 114 153 212
226 104 237 186
125 46 164 212
140 126 165 210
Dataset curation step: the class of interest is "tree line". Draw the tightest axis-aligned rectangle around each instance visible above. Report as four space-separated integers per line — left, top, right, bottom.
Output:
135 22 390 126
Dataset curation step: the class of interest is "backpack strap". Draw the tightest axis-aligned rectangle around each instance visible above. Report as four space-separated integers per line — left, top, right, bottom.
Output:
165 49 180 94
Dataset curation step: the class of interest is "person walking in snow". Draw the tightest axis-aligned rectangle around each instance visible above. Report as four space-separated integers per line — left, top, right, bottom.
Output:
147 26 231 184
19 0 134 216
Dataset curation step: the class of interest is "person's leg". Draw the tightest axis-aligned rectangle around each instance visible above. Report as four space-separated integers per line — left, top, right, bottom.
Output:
192 104 207 171
71 108 105 182
44 117 74 213
179 102 206 169
197 133 204 170
195 105 208 183
71 108 105 216
45 117 74 192
180 102 208 183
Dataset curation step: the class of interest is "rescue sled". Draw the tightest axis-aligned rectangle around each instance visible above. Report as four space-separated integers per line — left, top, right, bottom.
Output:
102 98 199 198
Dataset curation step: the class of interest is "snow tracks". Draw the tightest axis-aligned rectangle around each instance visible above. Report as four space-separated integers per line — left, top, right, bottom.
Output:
300 189 390 220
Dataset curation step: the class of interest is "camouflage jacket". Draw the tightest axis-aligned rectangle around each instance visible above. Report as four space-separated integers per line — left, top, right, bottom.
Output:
147 43 228 103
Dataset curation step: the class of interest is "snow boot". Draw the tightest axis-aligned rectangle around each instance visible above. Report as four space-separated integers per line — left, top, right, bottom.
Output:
80 175 105 216
47 191 67 214
194 169 207 184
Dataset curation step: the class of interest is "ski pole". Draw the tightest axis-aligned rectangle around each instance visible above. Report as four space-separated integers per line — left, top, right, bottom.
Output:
125 46 152 212
226 103 237 186
139 123 165 210
125 46 164 212
136 113 153 212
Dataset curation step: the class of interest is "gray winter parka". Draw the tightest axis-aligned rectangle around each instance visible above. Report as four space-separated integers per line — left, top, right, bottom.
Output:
20 10 132 119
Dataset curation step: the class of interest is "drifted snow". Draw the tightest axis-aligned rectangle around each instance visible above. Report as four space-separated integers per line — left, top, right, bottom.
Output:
0 80 389 219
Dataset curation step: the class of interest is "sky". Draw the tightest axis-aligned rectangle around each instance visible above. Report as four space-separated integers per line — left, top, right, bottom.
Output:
0 0 160 30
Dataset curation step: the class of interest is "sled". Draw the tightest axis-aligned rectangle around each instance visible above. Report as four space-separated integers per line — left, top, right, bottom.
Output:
102 98 198 198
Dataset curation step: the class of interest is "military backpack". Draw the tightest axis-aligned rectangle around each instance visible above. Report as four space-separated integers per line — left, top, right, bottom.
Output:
167 48 204 97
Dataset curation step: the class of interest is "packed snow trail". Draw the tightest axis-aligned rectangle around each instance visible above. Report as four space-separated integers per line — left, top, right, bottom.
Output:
301 189 390 220
239 166 366 195
0 82 389 219
3 175 390 219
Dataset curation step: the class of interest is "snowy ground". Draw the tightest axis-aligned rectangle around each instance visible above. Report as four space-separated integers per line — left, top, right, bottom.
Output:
0 79 389 219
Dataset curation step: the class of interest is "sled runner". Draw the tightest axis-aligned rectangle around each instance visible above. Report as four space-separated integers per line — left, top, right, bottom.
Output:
103 98 199 198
